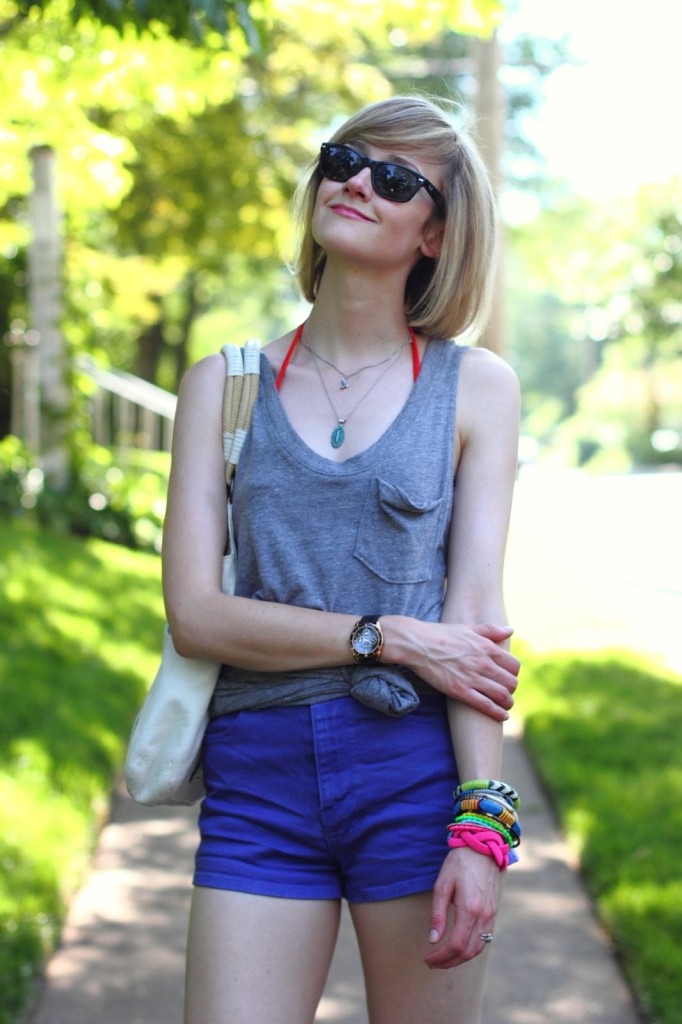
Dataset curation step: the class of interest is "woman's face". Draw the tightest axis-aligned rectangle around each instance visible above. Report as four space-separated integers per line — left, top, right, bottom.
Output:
311 141 444 275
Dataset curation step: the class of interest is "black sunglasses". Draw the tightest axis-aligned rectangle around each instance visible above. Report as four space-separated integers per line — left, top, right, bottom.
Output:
319 142 445 216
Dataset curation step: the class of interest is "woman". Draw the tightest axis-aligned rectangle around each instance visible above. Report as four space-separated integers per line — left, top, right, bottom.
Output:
163 95 521 1024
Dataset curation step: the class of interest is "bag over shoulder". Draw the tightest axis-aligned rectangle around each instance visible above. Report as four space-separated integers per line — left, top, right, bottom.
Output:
124 340 260 806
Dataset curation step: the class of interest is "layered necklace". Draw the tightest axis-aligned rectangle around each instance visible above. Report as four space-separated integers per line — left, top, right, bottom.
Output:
299 337 407 390
275 323 420 450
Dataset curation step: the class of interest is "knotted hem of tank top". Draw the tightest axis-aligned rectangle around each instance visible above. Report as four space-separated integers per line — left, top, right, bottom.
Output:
211 665 423 717
349 664 420 717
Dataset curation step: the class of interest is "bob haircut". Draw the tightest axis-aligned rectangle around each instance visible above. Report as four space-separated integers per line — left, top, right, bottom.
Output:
293 95 498 342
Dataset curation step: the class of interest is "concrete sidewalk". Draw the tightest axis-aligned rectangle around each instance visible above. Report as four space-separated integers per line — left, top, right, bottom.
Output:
27 722 643 1024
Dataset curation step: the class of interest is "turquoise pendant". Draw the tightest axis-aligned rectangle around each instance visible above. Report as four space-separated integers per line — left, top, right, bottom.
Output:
331 421 345 449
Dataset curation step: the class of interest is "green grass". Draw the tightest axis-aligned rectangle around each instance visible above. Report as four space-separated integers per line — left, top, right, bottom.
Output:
0 518 165 1024
515 646 682 1024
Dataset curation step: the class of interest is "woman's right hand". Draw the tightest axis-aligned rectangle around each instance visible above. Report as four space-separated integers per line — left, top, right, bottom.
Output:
381 617 519 720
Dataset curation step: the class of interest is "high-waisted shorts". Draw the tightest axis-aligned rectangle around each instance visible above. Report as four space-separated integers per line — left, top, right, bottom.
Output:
194 694 459 903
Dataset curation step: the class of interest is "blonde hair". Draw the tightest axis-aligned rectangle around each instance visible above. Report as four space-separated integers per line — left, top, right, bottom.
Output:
293 95 498 341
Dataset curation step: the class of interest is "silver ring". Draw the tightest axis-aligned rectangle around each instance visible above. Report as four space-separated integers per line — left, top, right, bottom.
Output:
480 933 494 944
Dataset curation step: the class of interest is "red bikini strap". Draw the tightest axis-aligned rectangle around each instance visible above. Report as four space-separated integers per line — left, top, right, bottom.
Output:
409 327 421 380
275 323 304 392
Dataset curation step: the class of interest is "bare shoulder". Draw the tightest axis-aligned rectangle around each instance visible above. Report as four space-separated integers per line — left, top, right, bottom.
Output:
460 345 519 399
458 346 520 441
178 352 225 395
172 354 228 441
175 352 225 407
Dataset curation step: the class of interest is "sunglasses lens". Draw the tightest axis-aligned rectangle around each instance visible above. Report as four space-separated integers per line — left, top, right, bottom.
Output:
373 164 419 202
321 145 359 182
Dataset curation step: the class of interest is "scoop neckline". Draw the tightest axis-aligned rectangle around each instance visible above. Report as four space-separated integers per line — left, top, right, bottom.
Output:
258 338 449 476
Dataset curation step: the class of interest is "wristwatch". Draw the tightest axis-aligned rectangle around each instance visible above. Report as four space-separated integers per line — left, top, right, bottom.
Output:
349 615 384 664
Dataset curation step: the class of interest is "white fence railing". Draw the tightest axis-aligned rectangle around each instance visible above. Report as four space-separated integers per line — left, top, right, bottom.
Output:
76 356 177 452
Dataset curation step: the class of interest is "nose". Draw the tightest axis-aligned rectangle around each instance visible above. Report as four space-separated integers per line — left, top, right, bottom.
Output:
344 164 373 198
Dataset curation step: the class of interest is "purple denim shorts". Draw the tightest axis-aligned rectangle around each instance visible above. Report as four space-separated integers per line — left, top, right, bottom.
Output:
194 694 459 902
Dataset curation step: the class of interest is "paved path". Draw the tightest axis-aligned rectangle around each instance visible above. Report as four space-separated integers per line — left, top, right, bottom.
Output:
28 721 643 1024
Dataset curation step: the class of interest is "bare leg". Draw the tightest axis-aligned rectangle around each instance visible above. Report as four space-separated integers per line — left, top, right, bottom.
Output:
185 887 341 1024
350 893 489 1024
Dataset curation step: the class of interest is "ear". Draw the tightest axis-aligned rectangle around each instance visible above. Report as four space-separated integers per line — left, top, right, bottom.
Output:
420 221 444 260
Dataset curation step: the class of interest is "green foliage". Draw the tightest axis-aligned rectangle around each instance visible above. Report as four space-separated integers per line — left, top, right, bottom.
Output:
509 182 682 466
0 517 164 1024
517 647 682 1024
0 246 28 438
3 0 264 46
0 0 511 394
0 434 169 551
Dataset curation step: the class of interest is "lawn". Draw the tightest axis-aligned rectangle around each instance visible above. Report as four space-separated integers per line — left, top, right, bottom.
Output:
515 646 682 1024
0 518 165 1024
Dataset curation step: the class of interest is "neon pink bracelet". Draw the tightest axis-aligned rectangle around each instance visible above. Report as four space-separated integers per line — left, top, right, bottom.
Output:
447 824 510 870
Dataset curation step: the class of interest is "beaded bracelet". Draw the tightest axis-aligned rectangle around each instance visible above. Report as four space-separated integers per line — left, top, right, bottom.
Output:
455 796 518 829
464 811 521 843
448 819 514 849
450 813 519 848
455 778 520 809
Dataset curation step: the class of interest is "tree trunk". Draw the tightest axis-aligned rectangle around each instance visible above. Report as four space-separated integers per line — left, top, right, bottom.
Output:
29 145 69 490
136 314 166 383
174 272 200 389
474 31 506 355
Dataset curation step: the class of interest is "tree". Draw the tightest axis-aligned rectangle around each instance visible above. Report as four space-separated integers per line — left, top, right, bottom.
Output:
508 181 682 467
1 0 264 45
343 24 571 352
1 0 512 392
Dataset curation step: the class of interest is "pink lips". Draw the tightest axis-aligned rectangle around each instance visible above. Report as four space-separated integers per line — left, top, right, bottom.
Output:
330 204 373 222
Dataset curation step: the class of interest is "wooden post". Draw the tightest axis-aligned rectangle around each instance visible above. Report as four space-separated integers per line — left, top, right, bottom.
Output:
474 31 506 355
28 145 69 490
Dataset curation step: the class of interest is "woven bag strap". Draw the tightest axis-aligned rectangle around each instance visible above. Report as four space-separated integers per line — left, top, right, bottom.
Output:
221 338 260 487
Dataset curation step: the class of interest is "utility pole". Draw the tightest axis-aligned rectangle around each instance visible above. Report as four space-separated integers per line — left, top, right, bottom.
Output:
28 145 69 490
474 30 506 355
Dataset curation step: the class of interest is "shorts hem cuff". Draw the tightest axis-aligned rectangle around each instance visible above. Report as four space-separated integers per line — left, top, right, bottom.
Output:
193 872 342 901
345 877 436 904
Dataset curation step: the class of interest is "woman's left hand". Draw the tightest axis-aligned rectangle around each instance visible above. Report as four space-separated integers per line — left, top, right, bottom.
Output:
424 847 501 969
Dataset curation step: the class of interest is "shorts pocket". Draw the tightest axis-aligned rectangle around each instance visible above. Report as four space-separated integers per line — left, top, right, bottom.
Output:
353 476 444 584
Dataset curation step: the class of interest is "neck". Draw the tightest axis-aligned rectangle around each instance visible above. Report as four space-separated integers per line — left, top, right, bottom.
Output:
305 265 412 360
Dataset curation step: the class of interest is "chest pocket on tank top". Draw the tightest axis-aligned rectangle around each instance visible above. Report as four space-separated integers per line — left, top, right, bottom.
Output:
354 476 445 584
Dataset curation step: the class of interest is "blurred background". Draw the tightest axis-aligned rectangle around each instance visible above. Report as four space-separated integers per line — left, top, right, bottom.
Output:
2 0 680 505
0 2 680 1023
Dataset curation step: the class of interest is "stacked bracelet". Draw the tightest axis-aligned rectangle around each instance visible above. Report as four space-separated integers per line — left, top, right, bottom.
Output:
447 778 521 869
447 824 510 870
455 778 519 809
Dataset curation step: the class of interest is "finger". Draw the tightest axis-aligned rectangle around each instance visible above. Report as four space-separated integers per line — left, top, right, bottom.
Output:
475 623 514 643
457 689 510 721
424 923 475 969
465 668 516 709
428 870 457 946
491 648 521 677
425 913 496 970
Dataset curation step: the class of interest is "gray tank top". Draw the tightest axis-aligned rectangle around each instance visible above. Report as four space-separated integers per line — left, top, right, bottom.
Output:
210 338 467 718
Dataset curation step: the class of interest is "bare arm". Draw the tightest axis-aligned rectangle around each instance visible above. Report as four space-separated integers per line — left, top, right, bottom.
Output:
421 346 520 969
162 353 354 668
162 348 518 718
